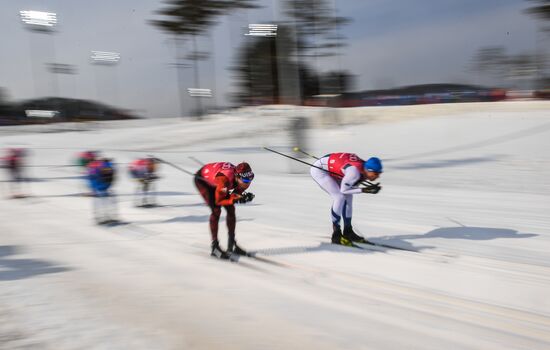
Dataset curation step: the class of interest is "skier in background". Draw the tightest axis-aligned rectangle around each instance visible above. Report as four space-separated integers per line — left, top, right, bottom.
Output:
2 148 28 198
194 161 255 259
310 153 382 246
76 150 98 196
76 150 98 169
128 157 159 207
87 157 117 224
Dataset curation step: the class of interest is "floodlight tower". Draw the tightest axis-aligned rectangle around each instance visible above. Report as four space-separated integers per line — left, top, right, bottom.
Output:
20 10 57 27
19 10 58 98
91 51 121 106
245 23 278 37
245 24 278 104
47 63 77 98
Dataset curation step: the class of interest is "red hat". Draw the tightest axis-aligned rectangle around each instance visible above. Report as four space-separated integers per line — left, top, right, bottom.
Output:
235 162 254 179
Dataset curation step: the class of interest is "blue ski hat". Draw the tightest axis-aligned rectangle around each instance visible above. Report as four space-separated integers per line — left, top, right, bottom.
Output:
364 157 383 173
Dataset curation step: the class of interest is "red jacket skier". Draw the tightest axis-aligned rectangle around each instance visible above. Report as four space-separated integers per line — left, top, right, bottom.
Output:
3 148 27 198
128 157 159 207
194 162 255 259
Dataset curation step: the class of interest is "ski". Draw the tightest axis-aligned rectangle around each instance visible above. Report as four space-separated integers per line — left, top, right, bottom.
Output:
329 239 417 252
355 241 417 252
331 241 367 250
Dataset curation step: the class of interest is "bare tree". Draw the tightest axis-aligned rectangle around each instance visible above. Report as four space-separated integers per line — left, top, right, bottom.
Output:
471 46 541 89
151 0 258 118
283 0 351 102
525 0 550 23
472 46 508 86
284 0 349 57
524 1 550 88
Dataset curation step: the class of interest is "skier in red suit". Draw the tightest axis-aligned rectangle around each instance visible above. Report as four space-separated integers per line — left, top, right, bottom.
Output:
194 162 255 259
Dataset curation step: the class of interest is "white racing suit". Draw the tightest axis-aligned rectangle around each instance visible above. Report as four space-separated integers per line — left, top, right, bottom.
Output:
310 156 362 230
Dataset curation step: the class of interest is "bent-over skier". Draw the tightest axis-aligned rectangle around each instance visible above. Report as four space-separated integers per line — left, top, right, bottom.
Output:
194 162 255 259
311 152 382 246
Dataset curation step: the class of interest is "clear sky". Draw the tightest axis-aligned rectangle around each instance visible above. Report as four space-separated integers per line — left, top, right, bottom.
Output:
0 0 541 117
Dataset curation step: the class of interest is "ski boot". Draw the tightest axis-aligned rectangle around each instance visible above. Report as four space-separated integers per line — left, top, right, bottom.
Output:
228 237 248 256
211 240 230 259
331 225 353 246
343 226 369 244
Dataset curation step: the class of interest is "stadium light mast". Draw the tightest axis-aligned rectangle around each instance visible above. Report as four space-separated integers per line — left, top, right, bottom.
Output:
91 51 121 107
19 10 59 98
20 10 57 29
91 51 121 64
245 24 278 37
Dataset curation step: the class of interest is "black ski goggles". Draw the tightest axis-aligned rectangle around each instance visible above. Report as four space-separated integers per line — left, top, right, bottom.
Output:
238 171 254 183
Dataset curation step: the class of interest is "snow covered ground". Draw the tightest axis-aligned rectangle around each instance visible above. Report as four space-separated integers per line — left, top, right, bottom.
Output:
1 101 550 349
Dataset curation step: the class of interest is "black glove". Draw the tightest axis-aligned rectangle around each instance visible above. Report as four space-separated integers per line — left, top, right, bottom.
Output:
236 192 255 204
361 183 381 194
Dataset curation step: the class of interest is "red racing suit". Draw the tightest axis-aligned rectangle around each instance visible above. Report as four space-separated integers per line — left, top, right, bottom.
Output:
327 153 364 180
194 162 245 242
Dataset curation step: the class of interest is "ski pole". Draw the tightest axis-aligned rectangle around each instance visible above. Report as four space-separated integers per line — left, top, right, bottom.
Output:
188 156 204 166
263 147 376 187
148 155 220 189
291 147 379 187
292 146 319 160
156 155 251 201
147 155 196 176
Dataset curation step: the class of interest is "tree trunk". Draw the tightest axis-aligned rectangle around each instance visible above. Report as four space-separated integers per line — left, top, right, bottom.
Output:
192 34 203 119
175 35 187 119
